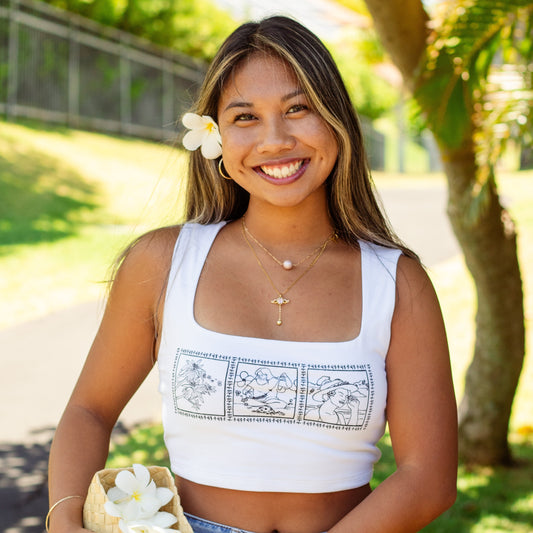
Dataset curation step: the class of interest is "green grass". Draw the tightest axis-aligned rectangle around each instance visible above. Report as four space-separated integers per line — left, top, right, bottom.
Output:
0 119 187 327
2 119 532 531
108 425 170 470
368 432 533 532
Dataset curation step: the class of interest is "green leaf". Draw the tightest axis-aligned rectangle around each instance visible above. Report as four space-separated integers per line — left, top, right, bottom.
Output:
415 0 533 158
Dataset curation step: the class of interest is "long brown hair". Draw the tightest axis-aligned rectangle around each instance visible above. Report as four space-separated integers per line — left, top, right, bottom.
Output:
185 15 415 257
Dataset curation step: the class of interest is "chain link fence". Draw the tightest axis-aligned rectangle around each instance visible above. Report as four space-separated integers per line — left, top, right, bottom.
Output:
0 0 206 140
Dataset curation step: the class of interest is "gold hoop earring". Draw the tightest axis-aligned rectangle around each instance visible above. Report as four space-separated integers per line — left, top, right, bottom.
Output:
218 158 232 180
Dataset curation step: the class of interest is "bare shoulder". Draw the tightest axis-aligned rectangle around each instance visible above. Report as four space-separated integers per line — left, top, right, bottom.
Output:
388 254 449 367
396 254 434 295
109 225 182 311
386 256 457 495
116 225 181 281
387 253 449 368
393 254 441 318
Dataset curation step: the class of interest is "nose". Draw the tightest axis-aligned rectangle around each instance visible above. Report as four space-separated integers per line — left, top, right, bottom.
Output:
256 117 295 153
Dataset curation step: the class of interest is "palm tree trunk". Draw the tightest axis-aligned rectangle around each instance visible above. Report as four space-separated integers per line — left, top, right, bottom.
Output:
363 0 527 465
440 142 525 464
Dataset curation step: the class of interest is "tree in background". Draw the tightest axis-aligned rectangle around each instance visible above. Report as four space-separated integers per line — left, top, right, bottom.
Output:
362 0 532 465
40 0 237 61
326 0 400 119
331 29 399 120
43 0 397 120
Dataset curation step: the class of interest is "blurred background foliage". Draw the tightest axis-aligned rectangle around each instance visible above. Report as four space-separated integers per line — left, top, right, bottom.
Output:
38 0 399 120
331 32 399 120
40 0 239 61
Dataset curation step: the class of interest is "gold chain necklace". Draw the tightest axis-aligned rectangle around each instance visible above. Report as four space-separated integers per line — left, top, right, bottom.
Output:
241 218 337 326
242 217 327 270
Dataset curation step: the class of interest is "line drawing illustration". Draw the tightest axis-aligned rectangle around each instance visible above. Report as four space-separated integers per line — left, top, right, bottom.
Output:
234 365 297 418
305 374 369 426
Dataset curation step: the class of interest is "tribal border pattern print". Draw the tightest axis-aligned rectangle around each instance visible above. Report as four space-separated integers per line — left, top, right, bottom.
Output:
172 348 374 430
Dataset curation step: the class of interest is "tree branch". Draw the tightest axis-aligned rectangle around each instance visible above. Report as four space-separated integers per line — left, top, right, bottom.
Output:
363 0 429 89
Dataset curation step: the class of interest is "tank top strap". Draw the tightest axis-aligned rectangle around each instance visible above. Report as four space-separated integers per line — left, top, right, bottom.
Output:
359 240 402 359
165 222 227 324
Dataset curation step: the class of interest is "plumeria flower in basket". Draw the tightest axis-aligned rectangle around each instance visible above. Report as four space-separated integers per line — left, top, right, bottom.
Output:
83 464 194 533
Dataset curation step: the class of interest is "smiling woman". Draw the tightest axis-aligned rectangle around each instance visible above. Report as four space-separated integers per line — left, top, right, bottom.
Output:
216 54 338 210
47 15 457 533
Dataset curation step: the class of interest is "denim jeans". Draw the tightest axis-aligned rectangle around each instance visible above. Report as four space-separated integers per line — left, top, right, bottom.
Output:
184 513 327 533
184 513 257 533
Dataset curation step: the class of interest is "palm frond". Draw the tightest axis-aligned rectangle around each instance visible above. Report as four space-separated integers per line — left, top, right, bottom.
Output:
415 0 533 150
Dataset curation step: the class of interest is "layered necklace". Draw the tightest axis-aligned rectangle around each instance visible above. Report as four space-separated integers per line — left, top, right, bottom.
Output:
241 217 337 326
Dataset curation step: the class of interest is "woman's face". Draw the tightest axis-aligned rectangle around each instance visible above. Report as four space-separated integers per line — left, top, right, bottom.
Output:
217 54 338 210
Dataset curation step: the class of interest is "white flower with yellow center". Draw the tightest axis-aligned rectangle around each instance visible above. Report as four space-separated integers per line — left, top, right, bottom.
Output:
182 112 222 159
118 514 179 533
104 464 174 522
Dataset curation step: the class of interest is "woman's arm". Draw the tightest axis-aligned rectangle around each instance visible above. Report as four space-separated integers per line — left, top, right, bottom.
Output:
47 227 178 533
330 255 458 533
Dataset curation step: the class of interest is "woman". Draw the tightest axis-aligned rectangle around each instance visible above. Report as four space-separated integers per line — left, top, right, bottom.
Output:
47 16 457 533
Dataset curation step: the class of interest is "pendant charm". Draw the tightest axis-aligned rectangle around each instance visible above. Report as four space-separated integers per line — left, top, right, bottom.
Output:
282 260 293 270
271 295 289 326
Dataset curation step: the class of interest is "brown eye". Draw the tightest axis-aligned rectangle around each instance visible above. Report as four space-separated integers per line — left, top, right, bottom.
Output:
234 113 256 122
287 104 308 114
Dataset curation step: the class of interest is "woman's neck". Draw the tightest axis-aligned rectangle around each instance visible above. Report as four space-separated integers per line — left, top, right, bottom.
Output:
243 196 334 250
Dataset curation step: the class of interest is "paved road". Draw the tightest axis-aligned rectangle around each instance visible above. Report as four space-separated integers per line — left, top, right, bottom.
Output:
0 303 161 532
0 179 459 533
379 182 459 266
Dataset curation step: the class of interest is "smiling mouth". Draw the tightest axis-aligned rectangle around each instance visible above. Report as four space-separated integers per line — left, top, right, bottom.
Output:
259 159 306 179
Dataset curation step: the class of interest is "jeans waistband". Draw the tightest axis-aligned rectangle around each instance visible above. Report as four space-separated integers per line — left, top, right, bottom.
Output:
184 512 258 533
184 513 328 533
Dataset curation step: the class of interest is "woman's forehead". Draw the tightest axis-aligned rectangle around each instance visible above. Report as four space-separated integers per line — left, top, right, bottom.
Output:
219 54 300 106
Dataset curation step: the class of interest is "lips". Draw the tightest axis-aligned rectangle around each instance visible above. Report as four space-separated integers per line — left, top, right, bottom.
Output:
255 159 310 183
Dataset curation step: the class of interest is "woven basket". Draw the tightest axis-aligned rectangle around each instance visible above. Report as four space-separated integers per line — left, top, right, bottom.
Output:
83 466 194 533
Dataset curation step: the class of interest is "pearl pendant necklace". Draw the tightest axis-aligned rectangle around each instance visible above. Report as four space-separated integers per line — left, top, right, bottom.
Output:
242 217 332 271
241 218 337 326
282 260 293 270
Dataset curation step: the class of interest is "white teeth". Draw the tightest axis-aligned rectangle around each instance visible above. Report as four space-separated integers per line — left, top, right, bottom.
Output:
260 160 304 178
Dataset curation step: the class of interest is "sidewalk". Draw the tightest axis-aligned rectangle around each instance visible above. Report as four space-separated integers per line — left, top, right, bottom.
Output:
0 302 161 533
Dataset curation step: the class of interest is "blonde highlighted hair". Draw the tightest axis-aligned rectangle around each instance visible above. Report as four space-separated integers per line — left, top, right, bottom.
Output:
185 16 416 258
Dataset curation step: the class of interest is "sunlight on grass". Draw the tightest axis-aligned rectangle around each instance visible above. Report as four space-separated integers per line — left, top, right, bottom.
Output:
502 172 533 434
429 255 476 393
107 424 170 470
0 120 188 228
0 226 127 326
0 120 187 327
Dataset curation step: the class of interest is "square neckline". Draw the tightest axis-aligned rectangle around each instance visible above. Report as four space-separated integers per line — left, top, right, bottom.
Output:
189 222 365 347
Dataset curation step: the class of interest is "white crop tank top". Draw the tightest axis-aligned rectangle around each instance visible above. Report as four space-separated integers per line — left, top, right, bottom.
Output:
157 222 401 493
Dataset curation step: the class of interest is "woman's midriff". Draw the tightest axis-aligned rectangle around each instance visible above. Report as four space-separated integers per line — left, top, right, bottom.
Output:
176 476 372 533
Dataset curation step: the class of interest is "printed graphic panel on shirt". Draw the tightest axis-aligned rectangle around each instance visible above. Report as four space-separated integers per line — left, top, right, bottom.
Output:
172 350 228 416
171 348 376 430
304 368 371 428
234 362 298 419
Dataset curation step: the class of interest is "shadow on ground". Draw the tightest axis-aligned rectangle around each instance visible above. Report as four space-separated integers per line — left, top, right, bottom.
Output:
0 427 53 533
0 133 100 250
0 423 130 533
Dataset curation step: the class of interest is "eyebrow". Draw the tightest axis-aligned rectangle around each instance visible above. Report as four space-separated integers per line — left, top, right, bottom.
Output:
222 88 305 112
282 89 305 102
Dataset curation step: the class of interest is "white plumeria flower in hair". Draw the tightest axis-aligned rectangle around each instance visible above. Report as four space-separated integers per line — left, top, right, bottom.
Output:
104 464 173 521
182 112 223 159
